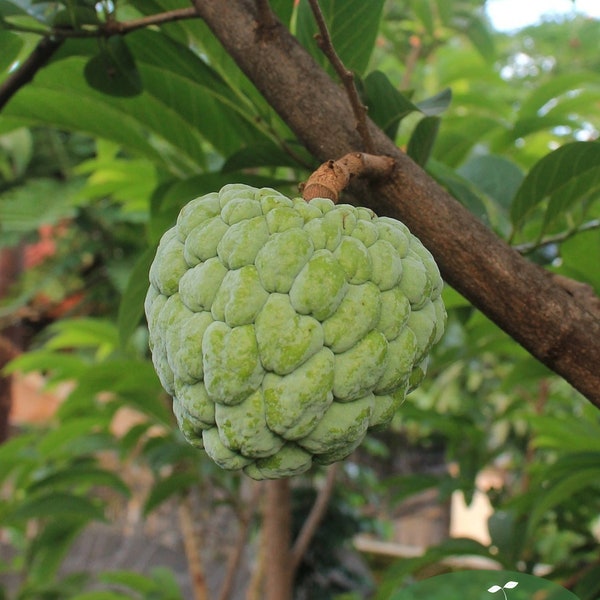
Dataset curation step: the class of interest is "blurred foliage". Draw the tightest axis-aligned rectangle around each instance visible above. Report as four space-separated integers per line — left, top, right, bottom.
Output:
0 0 599 599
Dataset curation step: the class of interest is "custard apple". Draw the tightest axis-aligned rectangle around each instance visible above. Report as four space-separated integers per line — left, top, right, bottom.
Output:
145 184 445 480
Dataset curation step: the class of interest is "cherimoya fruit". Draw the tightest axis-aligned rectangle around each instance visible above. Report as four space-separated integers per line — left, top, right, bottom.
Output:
145 184 446 480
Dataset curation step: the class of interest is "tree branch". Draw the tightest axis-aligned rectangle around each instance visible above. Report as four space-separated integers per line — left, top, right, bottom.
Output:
192 0 600 407
301 153 394 201
290 464 338 575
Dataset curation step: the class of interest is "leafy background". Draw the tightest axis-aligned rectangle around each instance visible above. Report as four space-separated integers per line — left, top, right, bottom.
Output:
0 0 599 599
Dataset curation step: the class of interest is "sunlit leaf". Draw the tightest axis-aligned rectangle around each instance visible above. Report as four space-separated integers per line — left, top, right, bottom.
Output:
510 141 600 230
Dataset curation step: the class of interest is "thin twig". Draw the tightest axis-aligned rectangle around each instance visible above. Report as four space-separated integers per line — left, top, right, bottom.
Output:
0 7 200 113
290 463 339 574
307 0 374 153
0 37 64 112
4 7 199 38
218 482 261 600
513 219 600 255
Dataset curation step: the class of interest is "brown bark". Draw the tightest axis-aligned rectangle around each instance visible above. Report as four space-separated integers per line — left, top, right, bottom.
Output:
191 0 600 408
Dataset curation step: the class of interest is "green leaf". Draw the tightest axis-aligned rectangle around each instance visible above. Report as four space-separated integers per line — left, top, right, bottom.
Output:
362 71 420 139
410 0 435 36
458 155 524 213
6 492 105 523
428 159 490 224
26 518 88 585
457 12 495 62
221 140 310 172
557 228 600 293
296 0 386 76
2 350 88 382
407 116 440 167
510 141 600 231
27 466 130 497
0 178 80 243
415 87 452 116
525 454 600 539
143 471 197 515
37 417 111 457
71 592 131 600
99 570 158 594
517 72 600 121
375 538 496 598
117 247 156 347
0 29 23 73
53 6 99 28
44 318 119 356
84 36 143 97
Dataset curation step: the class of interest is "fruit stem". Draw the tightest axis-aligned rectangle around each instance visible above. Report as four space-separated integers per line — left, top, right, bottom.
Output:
301 152 395 203
263 479 293 600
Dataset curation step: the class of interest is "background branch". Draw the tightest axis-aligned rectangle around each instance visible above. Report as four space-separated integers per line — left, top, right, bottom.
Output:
0 7 199 113
192 0 600 407
290 464 339 575
0 37 63 112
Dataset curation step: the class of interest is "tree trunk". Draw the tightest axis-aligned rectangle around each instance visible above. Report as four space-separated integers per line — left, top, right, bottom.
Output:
263 479 293 600
191 0 600 408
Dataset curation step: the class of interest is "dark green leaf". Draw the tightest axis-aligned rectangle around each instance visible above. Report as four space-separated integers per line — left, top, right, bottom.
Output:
375 538 495 598
117 247 156 347
362 71 420 139
0 29 23 73
458 155 524 213
510 142 600 230
53 6 99 28
26 518 88 585
296 0 385 76
37 417 111 457
99 570 158 594
27 466 130 497
84 36 143 97
407 116 440 167
71 592 131 600
222 140 311 172
143 471 197 514
6 492 105 523
557 228 600 293
0 1 29 20
415 87 452 116
428 159 490 224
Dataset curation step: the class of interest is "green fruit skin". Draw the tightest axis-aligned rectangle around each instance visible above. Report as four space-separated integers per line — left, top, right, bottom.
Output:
146 184 446 479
